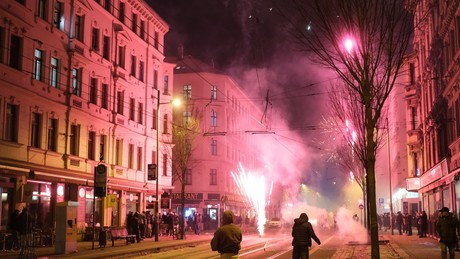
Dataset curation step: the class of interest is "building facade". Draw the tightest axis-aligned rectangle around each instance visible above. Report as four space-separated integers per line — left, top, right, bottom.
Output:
407 0 460 237
0 0 174 236
168 52 268 230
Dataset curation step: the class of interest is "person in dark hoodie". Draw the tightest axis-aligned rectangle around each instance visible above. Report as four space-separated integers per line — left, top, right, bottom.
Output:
211 210 242 259
292 213 321 259
436 207 460 259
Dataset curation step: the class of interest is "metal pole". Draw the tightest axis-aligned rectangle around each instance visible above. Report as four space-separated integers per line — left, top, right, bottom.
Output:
92 189 96 249
387 118 394 235
155 89 161 242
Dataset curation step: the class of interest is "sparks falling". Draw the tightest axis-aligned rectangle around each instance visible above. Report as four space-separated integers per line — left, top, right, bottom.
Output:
231 162 267 236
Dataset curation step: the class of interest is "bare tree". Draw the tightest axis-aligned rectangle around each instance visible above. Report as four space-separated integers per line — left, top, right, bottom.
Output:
171 106 202 239
274 0 413 257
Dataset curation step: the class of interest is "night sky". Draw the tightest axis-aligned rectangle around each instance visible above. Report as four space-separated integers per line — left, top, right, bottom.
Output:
149 0 344 209
149 0 284 71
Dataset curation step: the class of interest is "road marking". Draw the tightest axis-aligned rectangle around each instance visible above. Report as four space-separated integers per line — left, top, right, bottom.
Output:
266 249 292 259
265 235 334 259
239 246 266 256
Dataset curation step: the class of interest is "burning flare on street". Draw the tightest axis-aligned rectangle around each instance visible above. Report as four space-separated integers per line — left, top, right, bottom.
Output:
231 162 267 236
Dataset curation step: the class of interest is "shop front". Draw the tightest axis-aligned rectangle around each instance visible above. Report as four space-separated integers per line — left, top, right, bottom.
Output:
416 159 455 238
170 192 204 228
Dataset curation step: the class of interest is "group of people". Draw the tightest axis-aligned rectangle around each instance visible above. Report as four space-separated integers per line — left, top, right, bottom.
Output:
126 211 149 243
395 211 414 236
379 210 428 237
210 210 320 259
9 207 34 250
159 210 202 236
160 211 178 236
126 210 203 239
186 211 203 235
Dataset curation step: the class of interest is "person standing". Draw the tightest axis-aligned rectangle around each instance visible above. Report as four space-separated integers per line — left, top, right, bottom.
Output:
131 212 140 243
436 207 460 259
9 209 20 250
396 211 403 235
211 210 242 259
126 211 133 235
420 210 428 238
194 212 202 235
165 211 173 236
292 213 321 259
405 212 413 236
18 208 33 250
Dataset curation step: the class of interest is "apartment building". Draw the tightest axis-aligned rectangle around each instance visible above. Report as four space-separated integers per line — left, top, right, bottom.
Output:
167 51 269 230
0 0 173 235
407 0 460 236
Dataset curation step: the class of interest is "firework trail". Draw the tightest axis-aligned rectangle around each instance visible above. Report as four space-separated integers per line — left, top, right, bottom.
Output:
231 162 267 236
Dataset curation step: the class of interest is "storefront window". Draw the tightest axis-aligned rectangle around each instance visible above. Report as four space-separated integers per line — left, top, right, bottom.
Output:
84 187 94 226
1 187 11 228
108 190 120 226
422 193 428 218
29 181 52 229
455 180 460 219
442 187 450 210
429 192 435 217
126 192 139 224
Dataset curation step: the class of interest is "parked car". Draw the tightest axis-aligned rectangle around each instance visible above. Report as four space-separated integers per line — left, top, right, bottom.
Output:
266 218 283 228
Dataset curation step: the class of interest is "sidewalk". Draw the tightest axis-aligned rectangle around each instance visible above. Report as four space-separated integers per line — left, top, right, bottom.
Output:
333 232 442 259
0 233 213 259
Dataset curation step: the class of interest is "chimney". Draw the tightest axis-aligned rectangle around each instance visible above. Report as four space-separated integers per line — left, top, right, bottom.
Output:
177 44 184 60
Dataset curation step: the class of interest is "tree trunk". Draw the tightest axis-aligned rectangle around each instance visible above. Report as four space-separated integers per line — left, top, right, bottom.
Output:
180 169 186 239
365 108 379 258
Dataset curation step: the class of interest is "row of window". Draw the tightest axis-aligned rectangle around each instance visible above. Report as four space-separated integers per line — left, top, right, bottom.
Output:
184 168 218 186
1 32 151 107
5 102 171 174
32 49 148 127
182 84 218 100
30 0 161 49
93 0 160 47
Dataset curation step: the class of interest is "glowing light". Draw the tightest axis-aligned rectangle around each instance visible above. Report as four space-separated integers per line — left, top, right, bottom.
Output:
57 185 64 197
267 181 273 205
344 38 353 54
231 162 266 236
79 187 86 198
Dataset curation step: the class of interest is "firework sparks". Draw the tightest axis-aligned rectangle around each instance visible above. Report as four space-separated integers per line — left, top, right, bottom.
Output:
231 162 267 236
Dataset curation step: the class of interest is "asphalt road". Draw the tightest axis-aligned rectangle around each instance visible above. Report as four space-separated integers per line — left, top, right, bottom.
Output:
131 228 335 259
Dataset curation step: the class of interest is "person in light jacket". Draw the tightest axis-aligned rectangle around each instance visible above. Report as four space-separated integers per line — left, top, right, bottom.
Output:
211 210 242 259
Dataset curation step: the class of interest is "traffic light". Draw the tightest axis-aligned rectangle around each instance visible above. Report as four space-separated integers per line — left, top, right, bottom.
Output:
95 186 106 197
94 164 107 197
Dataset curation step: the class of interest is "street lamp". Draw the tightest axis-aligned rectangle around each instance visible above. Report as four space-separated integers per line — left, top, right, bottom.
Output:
154 89 180 242
386 117 394 235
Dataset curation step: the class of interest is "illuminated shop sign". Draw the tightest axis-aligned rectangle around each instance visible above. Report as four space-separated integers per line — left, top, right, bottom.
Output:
171 193 203 200
417 159 450 189
406 177 420 191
